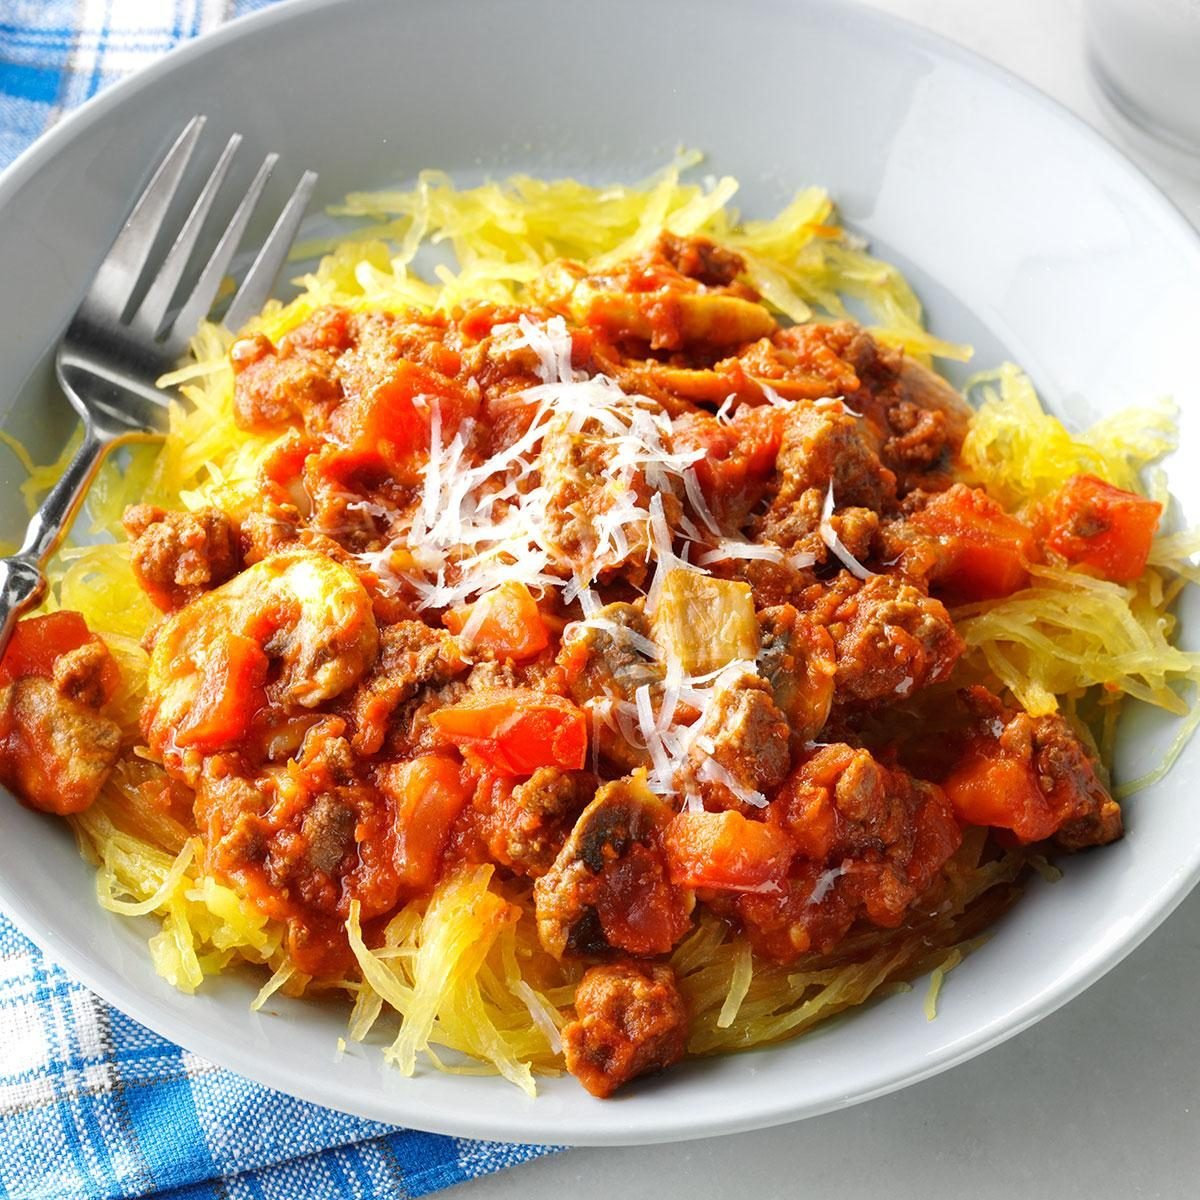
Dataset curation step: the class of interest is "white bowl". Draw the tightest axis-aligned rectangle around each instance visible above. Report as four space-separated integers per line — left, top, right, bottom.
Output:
1 0 1199 1147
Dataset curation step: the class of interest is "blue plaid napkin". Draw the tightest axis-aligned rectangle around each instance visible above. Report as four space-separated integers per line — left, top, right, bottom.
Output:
0 3 556 1196
0 921 551 1200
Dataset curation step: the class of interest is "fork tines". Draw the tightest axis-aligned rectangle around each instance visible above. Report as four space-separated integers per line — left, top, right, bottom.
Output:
86 115 317 356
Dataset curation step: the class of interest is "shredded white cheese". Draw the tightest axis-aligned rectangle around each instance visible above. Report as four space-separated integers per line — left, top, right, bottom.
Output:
695 755 767 808
625 656 765 805
571 616 661 661
343 497 394 521
363 316 711 611
681 466 722 536
514 313 584 385
699 538 785 566
645 492 698 615
813 394 862 418
819 482 874 581
454 596 492 649
577 586 602 618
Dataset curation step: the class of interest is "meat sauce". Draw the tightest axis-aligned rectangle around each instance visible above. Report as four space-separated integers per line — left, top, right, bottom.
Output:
2 234 1153 1096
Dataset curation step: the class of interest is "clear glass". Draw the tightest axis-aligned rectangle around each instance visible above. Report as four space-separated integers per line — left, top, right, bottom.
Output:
1085 0 1200 155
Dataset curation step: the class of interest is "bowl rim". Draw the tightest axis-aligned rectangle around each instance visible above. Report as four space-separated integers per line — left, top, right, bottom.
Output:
2 0 1200 1147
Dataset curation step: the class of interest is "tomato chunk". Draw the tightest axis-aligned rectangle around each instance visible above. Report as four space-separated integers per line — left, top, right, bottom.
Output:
328 360 477 481
907 485 1033 601
666 809 794 891
444 581 549 661
1044 475 1161 583
430 688 587 774
378 753 472 890
941 747 1058 844
0 610 120 703
671 406 784 525
174 634 269 750
0 611 93 685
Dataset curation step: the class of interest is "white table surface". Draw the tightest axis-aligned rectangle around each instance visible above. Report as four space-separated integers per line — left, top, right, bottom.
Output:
457 3 1200 1195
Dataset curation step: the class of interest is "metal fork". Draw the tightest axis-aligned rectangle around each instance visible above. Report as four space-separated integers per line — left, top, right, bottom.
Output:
0 115 317 652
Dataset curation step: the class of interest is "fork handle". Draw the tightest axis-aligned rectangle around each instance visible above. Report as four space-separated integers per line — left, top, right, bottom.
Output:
0 426 107 655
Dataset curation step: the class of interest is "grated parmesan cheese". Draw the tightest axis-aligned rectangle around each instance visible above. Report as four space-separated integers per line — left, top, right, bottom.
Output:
681 466 722 536
696 755 767 808
454 596 492 649
759 382 792 409
819 482 874 581
645 493 698 614
698 538 786 566
571 616 662 661
626 656 766 805
366 316 712 611
577 586 602 618
514 313 584 385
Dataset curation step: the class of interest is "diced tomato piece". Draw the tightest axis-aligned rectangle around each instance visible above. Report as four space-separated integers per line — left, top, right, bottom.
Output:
0 610 120 702
0 611 93 686
941 746 1059 844
378 753 472 890
328 360 477 482
730 404 787 478
908 485 1034 601
672 406 784 524
1044 475 1161 583
174 634 268 750
444 582 549 661
666 810 794 892
429 688 587 774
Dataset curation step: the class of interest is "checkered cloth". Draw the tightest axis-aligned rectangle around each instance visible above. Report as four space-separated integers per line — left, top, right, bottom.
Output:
0 3 557 1197
0 918 551 1199
1 1 267 167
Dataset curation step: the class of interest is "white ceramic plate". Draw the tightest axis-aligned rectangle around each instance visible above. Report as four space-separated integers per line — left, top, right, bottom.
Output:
2 0 1199 1147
